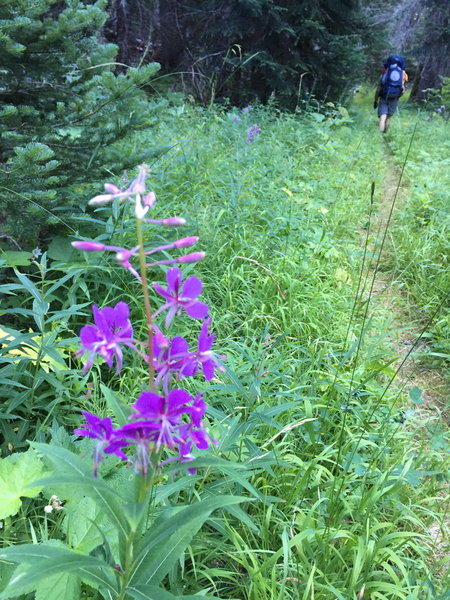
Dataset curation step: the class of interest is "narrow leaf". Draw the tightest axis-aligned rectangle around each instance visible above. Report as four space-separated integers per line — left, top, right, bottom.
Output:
130 495 246 586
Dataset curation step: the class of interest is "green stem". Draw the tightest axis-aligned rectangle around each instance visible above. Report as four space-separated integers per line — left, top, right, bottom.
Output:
136 218 155 390
117 532 135 600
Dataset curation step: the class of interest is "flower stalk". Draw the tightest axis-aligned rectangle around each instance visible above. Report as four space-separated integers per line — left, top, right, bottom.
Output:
136 216 155 390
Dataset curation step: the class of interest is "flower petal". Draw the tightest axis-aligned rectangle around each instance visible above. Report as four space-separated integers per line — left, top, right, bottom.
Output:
182 276 202 299
185 301 209 319
166 267 182 293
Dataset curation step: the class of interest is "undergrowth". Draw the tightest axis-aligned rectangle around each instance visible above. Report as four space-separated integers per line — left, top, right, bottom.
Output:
0 100 449 600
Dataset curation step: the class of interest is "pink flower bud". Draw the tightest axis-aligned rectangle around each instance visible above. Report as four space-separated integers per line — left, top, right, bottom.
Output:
144 217 186 227
161 217 186 226
144 192 156 208
116 248 137 263
72 241 106 252
88 194 114 206
174 236 199 249
129 165 149 194
104 183 122 194
177 252 206 264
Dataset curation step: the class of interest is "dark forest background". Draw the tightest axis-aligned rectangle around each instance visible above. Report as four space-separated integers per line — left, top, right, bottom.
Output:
105 0 450 105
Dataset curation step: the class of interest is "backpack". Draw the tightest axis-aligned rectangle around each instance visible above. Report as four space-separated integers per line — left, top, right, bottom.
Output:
380 55 406 99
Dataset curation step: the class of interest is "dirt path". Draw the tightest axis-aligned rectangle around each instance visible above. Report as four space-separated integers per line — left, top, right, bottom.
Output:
364 149 449 569
372 157 448 412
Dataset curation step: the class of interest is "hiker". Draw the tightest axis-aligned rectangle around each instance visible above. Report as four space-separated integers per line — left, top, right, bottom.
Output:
373 55 408 133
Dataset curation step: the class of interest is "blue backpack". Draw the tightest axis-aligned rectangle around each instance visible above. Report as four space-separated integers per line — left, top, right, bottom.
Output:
380 55 406 99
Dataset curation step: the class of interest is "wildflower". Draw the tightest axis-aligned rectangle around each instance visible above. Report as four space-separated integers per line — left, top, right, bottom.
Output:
134 191 156 220
44 495 64 514
32 247 42 259
153 334 193 392
182 318 226 381
72 241 142 281
153 267 209 328
77 301 142 374
74 411 127 475
88 165 150 207
129 388 198 448
242 105 254 113
247 124 261 143
427 116 433 121
232 115 241 122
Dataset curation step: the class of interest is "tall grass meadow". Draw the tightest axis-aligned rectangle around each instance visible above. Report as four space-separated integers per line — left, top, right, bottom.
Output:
0 99 448 599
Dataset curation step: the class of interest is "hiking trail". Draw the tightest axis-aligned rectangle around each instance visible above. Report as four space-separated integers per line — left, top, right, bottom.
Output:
364 141 449 566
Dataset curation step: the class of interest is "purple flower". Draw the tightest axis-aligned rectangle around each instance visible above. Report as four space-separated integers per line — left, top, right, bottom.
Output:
130 388 196 448
182 318 226 381
109 421 160 475
232 115 241 122
153 335 193 392
247 124 261 143
242 105 254 113
153 267 209 328
75 390 214 476
77 302 141 374
74 411 127 476
427 116 433 121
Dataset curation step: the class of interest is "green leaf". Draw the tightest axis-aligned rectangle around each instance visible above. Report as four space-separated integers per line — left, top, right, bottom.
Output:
408 385 423 404
0 251 32 267
0 449 45 519
127 584 219 600
64 495 117 555
30 442 131 539
130 495 246 586
35 572 81 600
0 543 117 599
13 269 42 303
47 236 75 262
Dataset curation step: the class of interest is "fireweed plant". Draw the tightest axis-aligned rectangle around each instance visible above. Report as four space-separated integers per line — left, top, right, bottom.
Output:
72 165 224 478
0 166 243 600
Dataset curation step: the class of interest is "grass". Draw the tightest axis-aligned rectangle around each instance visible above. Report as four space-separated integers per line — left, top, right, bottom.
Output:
1 98 449 599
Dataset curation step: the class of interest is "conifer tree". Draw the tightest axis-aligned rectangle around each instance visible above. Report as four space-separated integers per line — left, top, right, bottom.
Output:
0 0 162 247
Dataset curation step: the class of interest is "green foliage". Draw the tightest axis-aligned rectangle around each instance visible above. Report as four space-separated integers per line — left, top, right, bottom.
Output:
385 108 450 365
0 0 164 247
0 449 45 519
1 100 448 600
0 441 246 600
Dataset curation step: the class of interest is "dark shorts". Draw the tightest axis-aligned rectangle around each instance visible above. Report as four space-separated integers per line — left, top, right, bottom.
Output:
378 97 399 117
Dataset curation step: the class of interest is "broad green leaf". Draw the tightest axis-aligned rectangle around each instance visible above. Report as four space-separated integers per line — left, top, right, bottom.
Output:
0 251 32 267
64 495 117 555
0 562 16 595
130 495 246 586
47 236 75 262
35 572 81 600
127 584 219 600
0 449 45 519
0 543 117 599
31 443 131 539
